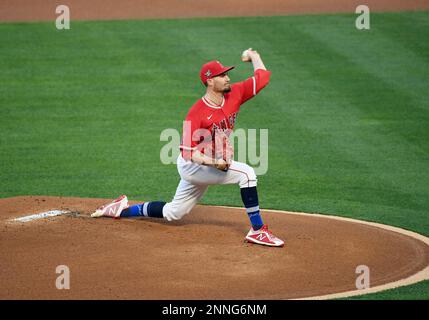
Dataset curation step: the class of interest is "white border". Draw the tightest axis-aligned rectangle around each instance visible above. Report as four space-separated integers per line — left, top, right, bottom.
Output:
210 205 429 300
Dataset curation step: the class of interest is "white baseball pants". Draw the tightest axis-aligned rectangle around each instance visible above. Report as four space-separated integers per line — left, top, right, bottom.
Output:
162 154 257 221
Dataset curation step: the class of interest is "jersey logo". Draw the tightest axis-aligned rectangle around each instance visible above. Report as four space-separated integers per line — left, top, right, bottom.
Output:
219 119 228 130
207 113 213 120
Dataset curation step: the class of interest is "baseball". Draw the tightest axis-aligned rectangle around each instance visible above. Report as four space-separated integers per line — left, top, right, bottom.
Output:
241 49 251 62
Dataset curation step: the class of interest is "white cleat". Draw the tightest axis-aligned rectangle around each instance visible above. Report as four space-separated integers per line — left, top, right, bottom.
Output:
91 195 129 218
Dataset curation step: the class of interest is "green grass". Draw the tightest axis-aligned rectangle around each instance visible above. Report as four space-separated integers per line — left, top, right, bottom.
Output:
0 12 428 299
339 279 429 300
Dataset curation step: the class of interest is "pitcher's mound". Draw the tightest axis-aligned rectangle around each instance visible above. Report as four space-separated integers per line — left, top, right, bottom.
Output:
1 196 428 299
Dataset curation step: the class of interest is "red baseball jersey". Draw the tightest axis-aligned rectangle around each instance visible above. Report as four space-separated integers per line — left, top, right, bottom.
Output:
180 68 271 160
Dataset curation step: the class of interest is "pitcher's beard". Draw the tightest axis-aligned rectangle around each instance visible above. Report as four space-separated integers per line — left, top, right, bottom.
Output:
223 86 231 93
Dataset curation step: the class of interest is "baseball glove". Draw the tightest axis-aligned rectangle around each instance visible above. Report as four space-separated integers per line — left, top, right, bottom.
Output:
214 129 234 166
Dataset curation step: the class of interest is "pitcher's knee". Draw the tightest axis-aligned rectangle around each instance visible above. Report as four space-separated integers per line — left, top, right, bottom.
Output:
238 164 258 188
163 204 191 221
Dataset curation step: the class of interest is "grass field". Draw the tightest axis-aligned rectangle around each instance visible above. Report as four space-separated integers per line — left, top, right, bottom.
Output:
0 11 428 299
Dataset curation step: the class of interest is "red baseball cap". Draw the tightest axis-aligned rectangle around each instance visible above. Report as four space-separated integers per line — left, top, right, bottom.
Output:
200 60 235 85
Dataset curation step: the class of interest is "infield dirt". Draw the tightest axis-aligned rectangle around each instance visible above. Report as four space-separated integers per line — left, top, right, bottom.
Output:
1 196 428 299
1 0 429 22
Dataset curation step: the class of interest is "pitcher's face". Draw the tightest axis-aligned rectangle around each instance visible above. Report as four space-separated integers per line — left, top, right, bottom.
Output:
209 73 231 93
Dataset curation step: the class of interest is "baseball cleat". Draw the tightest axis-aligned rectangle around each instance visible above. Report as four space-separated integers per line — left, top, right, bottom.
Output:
91 195 129 218
245 225 284 247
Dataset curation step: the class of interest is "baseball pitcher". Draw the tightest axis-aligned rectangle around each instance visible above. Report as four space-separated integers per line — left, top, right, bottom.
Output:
92 49 284 247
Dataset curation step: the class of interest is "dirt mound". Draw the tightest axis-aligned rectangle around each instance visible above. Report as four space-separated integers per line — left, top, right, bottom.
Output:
1 196 428 299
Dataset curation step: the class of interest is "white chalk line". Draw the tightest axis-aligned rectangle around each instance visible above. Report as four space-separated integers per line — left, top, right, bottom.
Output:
11 210 70 222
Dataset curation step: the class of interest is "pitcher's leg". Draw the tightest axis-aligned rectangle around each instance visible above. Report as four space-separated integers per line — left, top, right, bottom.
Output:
215 161 264 230
227 161 258 188
121 179 207 221
162 179 208 221
181 160 257 188
120 201 166 218
117 161 259 225
183 160 263 229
